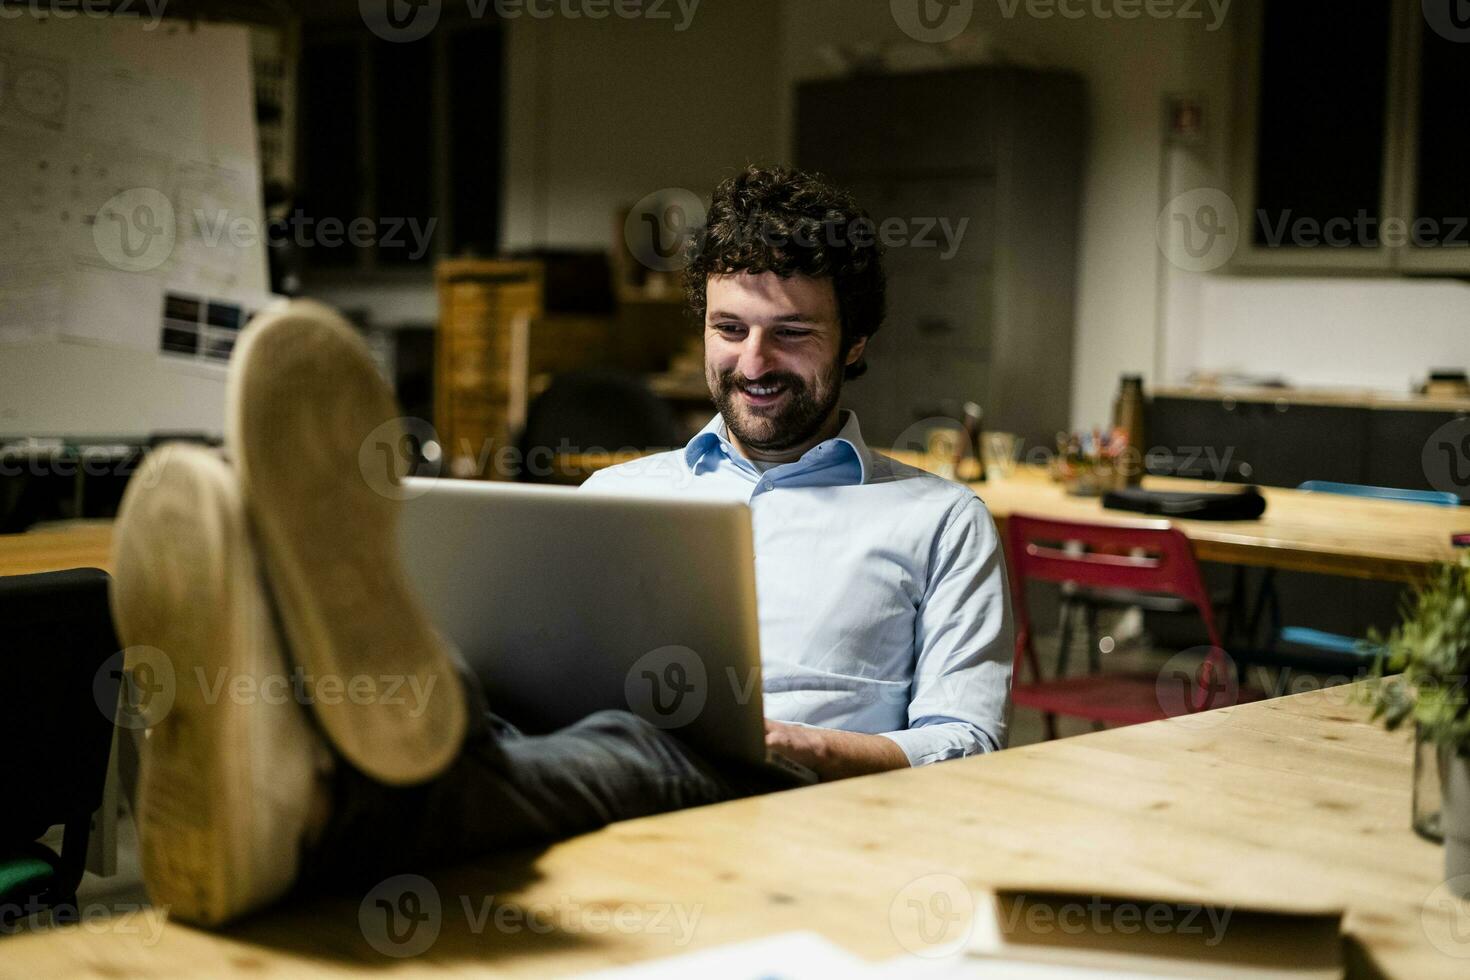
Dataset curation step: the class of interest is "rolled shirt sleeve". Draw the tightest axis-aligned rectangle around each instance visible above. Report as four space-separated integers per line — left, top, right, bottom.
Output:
879 495 1014 767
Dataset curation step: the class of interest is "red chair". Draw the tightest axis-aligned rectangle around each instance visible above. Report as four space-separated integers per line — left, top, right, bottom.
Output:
1006 514 1256 740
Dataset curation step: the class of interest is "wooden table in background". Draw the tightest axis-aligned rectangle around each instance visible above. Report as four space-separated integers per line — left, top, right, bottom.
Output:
4 461 1462 585
968 465 1465 584
555 451 1465 583
3 686 1465 977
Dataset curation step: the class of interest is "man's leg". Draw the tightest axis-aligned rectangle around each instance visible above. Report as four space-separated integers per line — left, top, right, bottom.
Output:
112 300 778 926
301 677 776 885
111 443 329 926
226 299 467 787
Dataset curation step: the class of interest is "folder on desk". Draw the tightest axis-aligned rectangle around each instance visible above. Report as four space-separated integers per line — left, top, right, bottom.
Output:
971 886 1344 978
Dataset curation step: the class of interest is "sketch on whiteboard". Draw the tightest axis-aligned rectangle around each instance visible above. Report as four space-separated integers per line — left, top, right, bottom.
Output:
0 47 69 132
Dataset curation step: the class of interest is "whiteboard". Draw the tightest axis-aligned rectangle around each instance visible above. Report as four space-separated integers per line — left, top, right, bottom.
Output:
0 14 269 436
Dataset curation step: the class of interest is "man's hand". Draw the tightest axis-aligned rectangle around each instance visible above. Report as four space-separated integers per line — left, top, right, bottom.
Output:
764 719 911 781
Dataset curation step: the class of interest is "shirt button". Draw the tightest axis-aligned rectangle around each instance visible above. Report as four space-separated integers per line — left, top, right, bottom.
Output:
763 481 774 491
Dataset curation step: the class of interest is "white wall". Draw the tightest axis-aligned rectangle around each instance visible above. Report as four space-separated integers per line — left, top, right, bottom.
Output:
1193 277 1470 390
777 0 1236 431
500 0 785 249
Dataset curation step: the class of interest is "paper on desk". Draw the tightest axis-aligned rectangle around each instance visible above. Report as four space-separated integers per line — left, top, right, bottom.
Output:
869 955 1152 978
572 931 870 979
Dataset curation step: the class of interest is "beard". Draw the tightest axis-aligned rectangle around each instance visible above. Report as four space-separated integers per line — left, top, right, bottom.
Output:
709 358 845 454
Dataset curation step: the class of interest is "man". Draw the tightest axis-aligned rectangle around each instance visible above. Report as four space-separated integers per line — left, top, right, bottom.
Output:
585 165 1012 778
114 301 787 927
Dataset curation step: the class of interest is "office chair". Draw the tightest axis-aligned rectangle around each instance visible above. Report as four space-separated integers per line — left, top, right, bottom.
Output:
0 568 121 924
1244 481 1456 676
516 370 681 483
1007 514 1261 739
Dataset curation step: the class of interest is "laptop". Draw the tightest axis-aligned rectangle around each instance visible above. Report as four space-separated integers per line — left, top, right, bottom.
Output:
396 476 817 784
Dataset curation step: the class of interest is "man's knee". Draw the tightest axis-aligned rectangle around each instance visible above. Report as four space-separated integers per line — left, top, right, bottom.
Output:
575 708 661 741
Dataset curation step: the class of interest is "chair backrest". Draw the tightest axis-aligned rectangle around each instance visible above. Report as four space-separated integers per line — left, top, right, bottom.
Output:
516 370 681 483
1296 480 1460 507
1 569 120 850
1005 514 1225 685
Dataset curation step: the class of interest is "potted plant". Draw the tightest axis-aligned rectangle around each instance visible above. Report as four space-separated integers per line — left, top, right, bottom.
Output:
1369 554 1470 896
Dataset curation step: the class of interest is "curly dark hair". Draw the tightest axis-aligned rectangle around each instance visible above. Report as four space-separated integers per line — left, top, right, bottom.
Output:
684 165 886 380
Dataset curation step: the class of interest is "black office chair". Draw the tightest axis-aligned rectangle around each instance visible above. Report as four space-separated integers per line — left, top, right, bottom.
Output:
516 370 682 483
0 568 122 925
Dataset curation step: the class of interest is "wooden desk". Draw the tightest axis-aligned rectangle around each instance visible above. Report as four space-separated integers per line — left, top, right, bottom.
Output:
4 461 1462 586
971 466 1465 583
0 523 113 577
4 686 1464 976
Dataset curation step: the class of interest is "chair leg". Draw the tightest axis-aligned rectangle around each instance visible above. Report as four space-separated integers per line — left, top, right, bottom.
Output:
1043 712 1059 741
1084 603 1100 675
1055 596 1076 679
1222 566 1247 645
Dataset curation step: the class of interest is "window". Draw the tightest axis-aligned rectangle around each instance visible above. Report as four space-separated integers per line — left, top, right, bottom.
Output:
1233 0 1470 274
296 24 504 273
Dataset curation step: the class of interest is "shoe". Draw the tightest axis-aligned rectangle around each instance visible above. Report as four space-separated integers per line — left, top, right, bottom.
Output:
110 444 323 926
227 299 466 785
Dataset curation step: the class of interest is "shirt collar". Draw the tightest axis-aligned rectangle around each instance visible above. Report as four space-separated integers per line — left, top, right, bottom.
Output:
683 411 872 484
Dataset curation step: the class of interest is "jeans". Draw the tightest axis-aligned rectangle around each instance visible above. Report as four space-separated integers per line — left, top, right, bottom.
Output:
299 670 785 885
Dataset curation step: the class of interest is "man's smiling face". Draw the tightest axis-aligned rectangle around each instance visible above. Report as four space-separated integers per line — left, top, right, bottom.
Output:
703 271 866 457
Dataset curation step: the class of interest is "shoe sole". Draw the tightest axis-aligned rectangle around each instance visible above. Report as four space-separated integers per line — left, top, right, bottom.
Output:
110 444 316 926
226 299 466 785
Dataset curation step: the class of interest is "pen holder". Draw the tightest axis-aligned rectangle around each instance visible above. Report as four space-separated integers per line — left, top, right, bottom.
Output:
1053 457 1127 497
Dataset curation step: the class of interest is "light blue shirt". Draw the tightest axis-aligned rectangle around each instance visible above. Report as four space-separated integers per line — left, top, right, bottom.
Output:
581 411 1013 766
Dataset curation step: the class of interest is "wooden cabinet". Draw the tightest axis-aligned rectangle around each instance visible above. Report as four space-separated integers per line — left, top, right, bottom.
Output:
796 67 1085 450
435 260 697 479
1149 392 1469 497
1147 390 1468 644
435 260 542 479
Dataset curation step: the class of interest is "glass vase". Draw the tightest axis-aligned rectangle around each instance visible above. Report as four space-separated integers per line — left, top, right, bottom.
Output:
1414 726 1444 843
